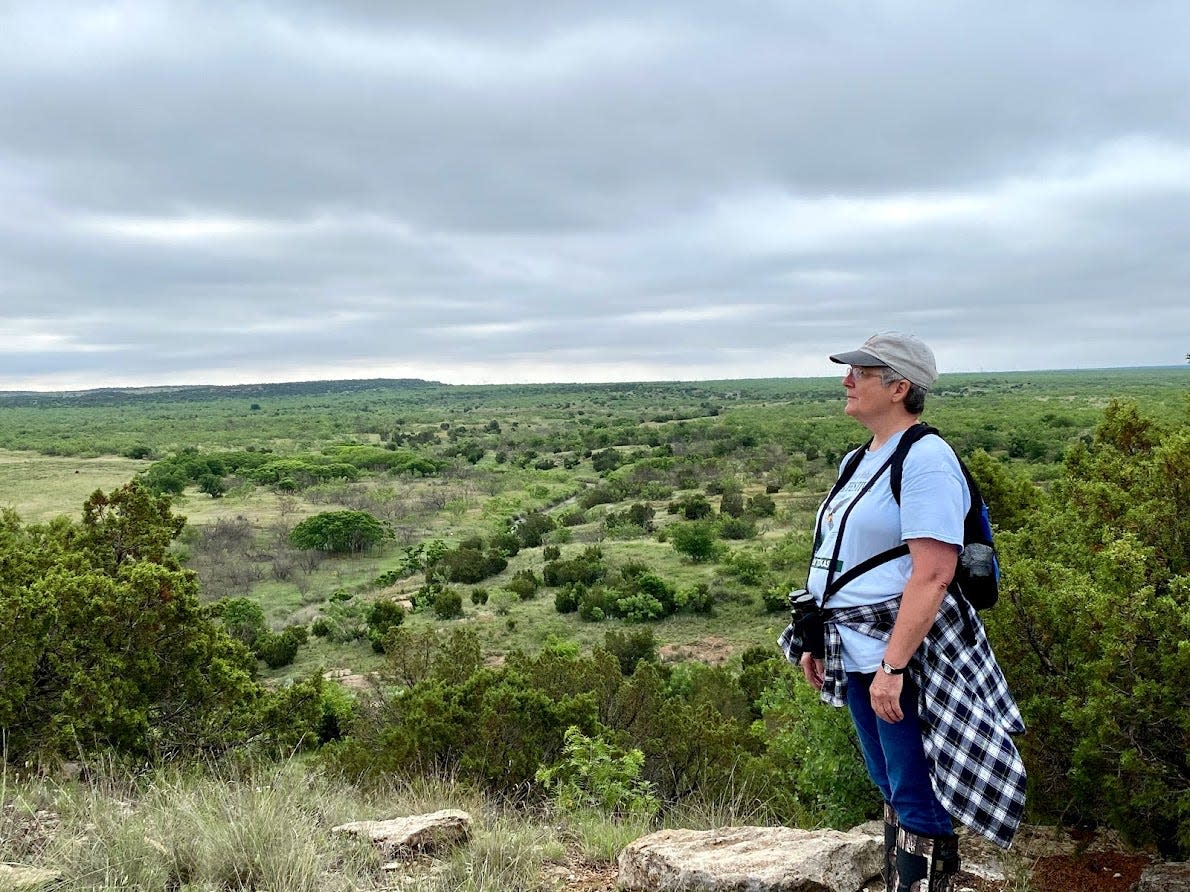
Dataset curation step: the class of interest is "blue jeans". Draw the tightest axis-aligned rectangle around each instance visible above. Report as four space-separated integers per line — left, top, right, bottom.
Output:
845 671 953 837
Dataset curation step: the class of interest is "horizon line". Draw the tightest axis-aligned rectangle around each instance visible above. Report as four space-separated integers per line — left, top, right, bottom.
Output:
1 363 1186 398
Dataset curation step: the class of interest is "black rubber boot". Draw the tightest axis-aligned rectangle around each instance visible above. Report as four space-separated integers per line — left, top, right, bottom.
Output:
894 827 961 892
883 803 899 892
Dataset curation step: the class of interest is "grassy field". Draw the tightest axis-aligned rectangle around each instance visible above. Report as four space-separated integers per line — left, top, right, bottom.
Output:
0 449 151 523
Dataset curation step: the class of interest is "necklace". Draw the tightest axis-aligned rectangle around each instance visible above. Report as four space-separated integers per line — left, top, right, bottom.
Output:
825 494 845 528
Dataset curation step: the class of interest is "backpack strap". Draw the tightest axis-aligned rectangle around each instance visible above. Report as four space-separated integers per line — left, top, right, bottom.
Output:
821 423 932 600
818 447 900 603
889 422 936 503
812 439 872 554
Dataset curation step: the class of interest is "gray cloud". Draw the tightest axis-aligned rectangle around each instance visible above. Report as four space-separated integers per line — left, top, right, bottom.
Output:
2 1 1189 390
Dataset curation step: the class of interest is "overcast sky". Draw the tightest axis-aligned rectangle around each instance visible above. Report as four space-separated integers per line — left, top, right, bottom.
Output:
2 1 1188 391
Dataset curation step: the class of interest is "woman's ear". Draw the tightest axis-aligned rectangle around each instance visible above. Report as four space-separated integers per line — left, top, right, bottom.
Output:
887 379 911 404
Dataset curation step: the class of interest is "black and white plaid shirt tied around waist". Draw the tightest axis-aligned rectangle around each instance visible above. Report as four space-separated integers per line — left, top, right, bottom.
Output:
778 593 1027 850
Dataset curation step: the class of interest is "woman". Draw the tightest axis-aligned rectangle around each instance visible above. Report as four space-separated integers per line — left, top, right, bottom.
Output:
780 332 1025 892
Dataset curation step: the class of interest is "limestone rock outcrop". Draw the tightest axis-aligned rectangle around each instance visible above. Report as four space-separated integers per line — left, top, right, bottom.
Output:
1136 861 1190 892
332 808 472 860
617 825 883 892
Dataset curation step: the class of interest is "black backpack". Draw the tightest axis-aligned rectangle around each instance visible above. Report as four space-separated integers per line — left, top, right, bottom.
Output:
815 423 999 611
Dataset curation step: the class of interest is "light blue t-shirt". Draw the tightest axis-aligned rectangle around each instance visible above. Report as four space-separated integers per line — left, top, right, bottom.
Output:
806 429 969 672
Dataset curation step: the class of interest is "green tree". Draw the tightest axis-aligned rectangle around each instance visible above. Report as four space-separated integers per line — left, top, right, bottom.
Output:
289 510 393 554
986 403 1190 857
670 521 721 563
0 494 261 761
78 482 186 572
602 628 658 675
198 473 226 498
366 598 406 652
214 597 268 649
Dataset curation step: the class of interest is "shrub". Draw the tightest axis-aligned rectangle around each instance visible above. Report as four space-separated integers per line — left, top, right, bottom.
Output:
554 584 582 614
670 521 721 563
602 628 658 675
317 682 355 743
289 510 393 554
470 587 489 605
432 587 464 620
725 550 769 586
488 531 521 557
255 627 305 669
590 449 623 473
0 483 261 760
719 490 745 518
671 494 713 520
579 484 622 510
761 584 790 613
506 569 541 600
577 588 610 622
213 597 268 649
513 512 556 548
612 592 666 622
677 582 716 615
440 546 508 584
758 674 878 828
718 516 757 540
981 404 1190 857
373 568 404 587
544 547 606 587
606 503 655 538
748 492 777 517
366 598 406 652
536 726 659 817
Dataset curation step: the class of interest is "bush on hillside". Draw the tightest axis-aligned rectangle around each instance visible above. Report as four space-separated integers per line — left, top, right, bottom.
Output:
0 483 269 761
506 569 541 600
669 521 722 563
289 510 393 554
982 402 1190 858
366 599 406 652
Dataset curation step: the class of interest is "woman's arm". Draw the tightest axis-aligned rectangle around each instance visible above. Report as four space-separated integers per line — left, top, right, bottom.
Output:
868 537 958 723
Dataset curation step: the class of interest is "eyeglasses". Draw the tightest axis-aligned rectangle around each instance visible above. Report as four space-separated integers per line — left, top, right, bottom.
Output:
848 366 887 381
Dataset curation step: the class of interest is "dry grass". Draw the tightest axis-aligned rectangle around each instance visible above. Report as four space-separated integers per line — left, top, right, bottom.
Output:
0 761 579 892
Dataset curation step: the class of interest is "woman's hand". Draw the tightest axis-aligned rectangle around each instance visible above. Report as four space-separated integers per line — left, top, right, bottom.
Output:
800 652 825 690
870 670 905 722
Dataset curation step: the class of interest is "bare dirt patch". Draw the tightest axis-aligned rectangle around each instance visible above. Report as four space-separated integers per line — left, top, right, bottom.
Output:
658 635 734 667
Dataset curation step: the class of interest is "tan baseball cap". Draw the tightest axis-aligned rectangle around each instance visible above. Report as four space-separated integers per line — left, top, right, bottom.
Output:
829 332 938 390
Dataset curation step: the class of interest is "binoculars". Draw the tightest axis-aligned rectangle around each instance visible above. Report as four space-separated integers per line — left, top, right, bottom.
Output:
787 588 825 658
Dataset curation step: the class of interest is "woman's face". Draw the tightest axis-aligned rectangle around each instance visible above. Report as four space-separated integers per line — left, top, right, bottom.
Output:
842 365 891 424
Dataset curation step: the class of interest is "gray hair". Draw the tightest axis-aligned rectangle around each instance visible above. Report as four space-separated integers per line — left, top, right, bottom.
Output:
880 367 928 415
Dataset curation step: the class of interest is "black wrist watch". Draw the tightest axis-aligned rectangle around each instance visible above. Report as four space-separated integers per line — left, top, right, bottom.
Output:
880 660 907 675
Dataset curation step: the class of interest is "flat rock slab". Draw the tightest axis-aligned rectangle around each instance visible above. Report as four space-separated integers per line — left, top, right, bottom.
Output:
1136 861 1190 892
332 808 472 858
0 864 62 890
618 826 882 892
